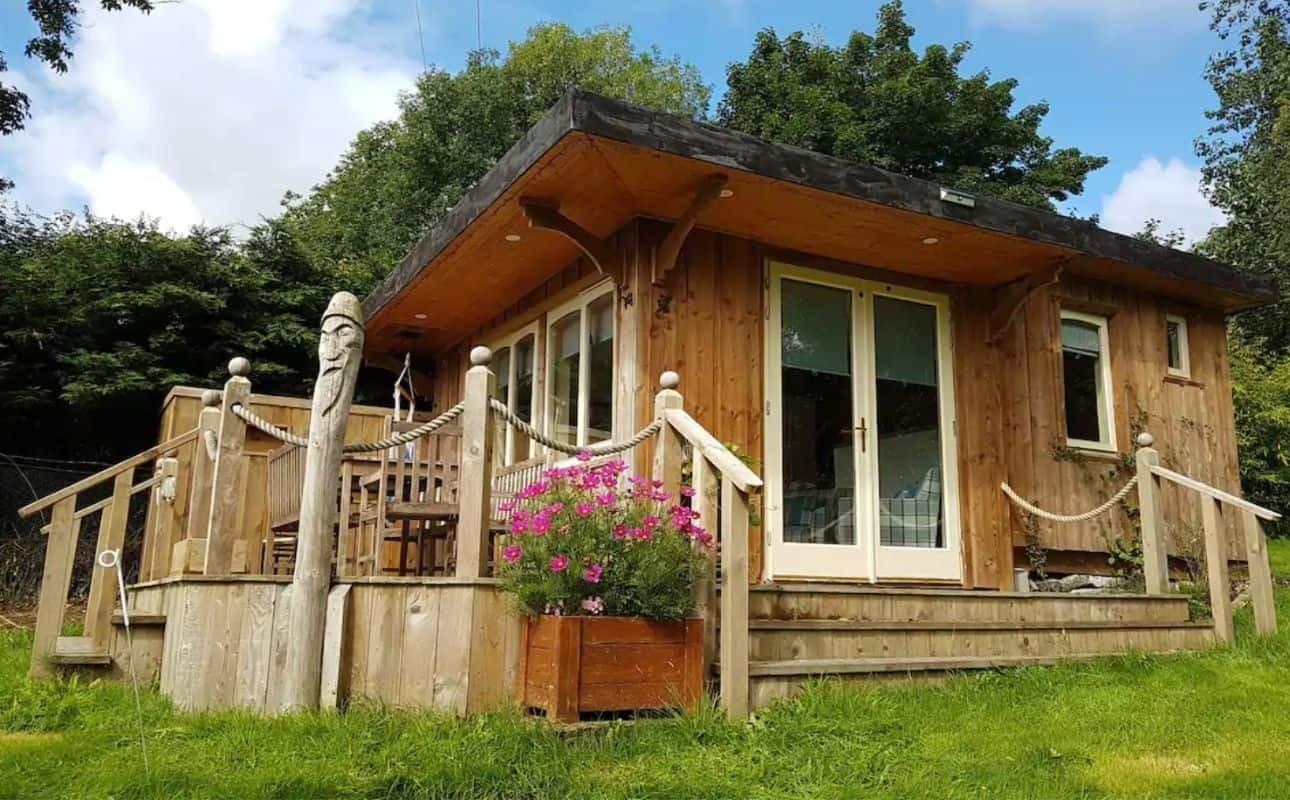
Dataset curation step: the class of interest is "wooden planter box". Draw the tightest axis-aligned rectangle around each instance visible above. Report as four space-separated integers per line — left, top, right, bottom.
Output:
517 615 704 723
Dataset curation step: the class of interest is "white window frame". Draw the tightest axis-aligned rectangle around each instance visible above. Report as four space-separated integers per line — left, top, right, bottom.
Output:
1060 309 1117 452
544 281 616 448
487 321 540 465
1165 314 1191 379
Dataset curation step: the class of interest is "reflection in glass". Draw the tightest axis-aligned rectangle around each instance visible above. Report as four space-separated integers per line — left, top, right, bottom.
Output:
1061 318 1103 443
491 347 511 467
780 279 855 545
550 312 580 446
874 296 944 548
514 334 535 460
587 294 614 444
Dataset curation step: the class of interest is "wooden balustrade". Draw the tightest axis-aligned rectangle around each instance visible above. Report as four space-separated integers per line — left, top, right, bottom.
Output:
1135 432 1280 643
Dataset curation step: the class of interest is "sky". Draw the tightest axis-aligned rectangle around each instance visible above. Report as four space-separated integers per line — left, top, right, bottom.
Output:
0 0 1232 245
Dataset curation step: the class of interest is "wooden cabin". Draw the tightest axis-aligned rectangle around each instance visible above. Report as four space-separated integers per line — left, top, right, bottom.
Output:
362 90 1276 592
21 91 1281 717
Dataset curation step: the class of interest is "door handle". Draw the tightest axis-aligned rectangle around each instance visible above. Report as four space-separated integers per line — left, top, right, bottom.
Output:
840 419 869 452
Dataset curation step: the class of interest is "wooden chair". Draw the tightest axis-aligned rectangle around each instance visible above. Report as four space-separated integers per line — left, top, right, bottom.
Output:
356 420 462 576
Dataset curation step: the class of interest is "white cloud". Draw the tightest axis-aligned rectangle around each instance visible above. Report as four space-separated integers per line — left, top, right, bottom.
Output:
1100 156 1224 246
1 0 416 231
961 0 1201 32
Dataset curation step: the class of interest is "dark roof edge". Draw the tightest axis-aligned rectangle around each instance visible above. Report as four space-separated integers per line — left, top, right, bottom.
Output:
361 92 579 319
567 91 1276 308
364 90 1277 320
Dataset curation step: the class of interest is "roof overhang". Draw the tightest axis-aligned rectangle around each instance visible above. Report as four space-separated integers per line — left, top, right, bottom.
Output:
363 91 1277 356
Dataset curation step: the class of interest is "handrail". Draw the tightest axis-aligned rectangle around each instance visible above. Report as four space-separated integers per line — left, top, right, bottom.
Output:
19 427 200 518
38 472 163 534
1149 464 1281 521
663 408 763 494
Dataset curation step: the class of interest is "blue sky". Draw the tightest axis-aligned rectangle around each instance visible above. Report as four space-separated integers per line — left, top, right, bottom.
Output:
0 0 1228 242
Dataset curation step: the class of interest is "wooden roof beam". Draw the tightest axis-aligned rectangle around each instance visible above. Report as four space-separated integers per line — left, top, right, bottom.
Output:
520 198 615 274
652 174 728 288
988 260 1065 344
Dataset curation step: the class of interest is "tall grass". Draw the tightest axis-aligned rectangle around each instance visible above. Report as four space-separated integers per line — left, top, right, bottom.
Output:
2 544 1289 799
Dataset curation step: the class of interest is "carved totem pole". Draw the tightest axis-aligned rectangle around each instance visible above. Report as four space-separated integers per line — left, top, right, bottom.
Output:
281 292 365 711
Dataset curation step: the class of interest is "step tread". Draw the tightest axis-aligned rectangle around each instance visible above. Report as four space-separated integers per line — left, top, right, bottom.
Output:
49 650 112 666
749 619 1211 632
748 653 1154 677
748 583 1189 601
111 613 166 626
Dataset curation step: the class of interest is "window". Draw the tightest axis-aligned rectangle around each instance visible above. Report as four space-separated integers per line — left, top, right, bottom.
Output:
1060 310 1116 451
1166 314 1190 378
489 323 538 465
546 284 615 447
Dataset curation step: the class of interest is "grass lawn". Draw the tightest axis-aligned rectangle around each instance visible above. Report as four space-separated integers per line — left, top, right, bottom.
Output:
3 545 1290 799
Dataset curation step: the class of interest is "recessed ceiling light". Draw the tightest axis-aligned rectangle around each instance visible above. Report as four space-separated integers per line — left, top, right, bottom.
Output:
505 233 522 242
414 313 428 320
922 237 940 245
719 189 734 198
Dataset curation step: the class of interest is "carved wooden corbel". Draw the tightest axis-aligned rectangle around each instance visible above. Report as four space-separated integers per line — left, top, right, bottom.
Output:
988 260 1065 343
652 173 729 288
520 198 615 275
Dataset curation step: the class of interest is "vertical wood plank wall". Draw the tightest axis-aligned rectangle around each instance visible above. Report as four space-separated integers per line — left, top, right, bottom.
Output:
412 220 1244 590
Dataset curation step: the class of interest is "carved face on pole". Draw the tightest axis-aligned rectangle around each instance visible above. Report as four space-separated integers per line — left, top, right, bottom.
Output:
317 293 365 418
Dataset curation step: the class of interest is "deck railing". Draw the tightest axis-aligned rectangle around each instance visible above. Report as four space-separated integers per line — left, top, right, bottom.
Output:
1135 432 1280 643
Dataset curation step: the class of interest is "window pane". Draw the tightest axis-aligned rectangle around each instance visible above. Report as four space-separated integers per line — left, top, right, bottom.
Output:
1062 318 1103 443
586 294 614 445
780 279 855 545
514 334 535 460
874 296 944 548
1166 320 1182 370
491 347 510 466
549 312 580 446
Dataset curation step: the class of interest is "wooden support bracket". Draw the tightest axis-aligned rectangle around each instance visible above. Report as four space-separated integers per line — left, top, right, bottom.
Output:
652 174 728 288
520 198 615 274
988 260 1064 343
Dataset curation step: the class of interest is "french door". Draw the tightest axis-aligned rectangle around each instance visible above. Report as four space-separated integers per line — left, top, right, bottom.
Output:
764 262 962 583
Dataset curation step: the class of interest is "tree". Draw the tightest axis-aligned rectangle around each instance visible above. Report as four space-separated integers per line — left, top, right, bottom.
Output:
717 2 1107 210
1197 0 1290 354
279 23 710 290
0 1 154 191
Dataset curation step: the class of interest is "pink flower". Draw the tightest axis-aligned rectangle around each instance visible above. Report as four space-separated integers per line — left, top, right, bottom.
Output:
649 490 671 503
612 525 629 540
499 500 517 512
631 527 653 541
643 515 660 529
518 480 550 500
680 485 697 498
510 518 528 535
576 450 594 462
502 545 522 563
575 503 596 518
581 596 604 615
596 491 616 507
550 555 569 573
695 529 713 547
545 502 566 514
531 516 551 536
583 563 603 583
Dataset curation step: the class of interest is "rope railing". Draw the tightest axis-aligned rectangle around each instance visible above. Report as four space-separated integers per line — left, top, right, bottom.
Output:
487 398 663 456
1000 476 1138 524
230 401 466 453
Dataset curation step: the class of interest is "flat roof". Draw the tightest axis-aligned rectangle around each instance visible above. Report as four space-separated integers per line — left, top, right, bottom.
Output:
363 91 1276 353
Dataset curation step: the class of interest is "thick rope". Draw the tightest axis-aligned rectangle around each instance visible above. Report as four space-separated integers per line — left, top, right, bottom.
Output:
202 429 219 461
1001 476 1139 523
230 402 466 452
488 398 662 456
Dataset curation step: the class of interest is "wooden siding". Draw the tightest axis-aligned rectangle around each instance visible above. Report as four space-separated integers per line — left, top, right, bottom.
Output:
402 219 1245 590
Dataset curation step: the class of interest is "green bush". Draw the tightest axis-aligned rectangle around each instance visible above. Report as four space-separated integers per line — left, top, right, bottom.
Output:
1230 340 1290 536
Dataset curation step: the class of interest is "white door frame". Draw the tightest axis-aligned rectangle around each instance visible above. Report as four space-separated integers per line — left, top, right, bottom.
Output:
763 260 963 583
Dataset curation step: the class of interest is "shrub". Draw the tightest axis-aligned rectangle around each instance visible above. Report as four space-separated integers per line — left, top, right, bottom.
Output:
495 456 710 620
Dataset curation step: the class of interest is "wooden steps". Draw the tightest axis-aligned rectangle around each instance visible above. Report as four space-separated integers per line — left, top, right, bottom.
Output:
111 612 167 626
49 635 111 666
738 583 1216 708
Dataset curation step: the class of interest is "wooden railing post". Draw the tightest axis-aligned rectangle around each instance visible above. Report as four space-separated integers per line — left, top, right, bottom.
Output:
282 293 366 712
719 478 750 718
205 358 252 575
456 346 496 579
1241 510 1278 636
84 471 133 651
651 371 684 497
690 451 719 686
185 390 222 548
1134 432 1169 595
30 496 78 678
1200 494 1234 645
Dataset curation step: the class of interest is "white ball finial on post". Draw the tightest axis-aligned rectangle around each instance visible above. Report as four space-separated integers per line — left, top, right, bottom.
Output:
228 357 251 377
1136 431 1155 449
660 370 680 391
470 345 492 367
201 389 222 407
